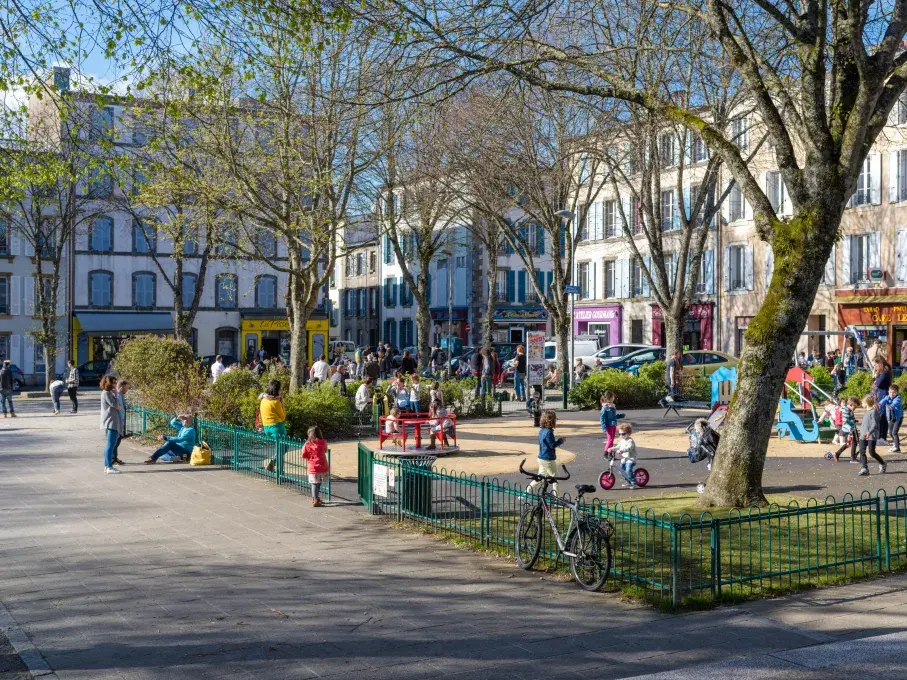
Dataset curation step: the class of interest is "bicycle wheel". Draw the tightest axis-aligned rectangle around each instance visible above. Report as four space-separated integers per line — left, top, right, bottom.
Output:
634 467 649 487
567 522 612 591
515 504 543 570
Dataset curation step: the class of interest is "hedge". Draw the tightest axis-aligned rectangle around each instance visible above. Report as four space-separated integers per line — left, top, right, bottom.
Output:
568 361 710 410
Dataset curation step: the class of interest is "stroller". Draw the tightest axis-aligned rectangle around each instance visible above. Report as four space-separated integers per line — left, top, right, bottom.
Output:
686 418 720 471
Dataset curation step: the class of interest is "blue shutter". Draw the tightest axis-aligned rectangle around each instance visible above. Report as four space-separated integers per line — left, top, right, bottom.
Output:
559 225 566 252
518 270 526 302
506 270 516 302
536 225 545 254
392 278 398 306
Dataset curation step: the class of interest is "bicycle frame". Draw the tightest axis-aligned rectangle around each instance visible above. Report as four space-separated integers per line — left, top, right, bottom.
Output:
537 488 579 553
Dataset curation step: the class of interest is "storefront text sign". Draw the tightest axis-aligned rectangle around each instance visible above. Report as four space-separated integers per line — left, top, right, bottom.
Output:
859 305 907 324
494 308 549 321
574 307 620 321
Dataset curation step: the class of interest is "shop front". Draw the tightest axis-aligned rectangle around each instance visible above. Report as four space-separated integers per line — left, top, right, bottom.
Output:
72 311 174 363
651 303 714 350
240 311 329 367
493 307 549 344
573 305 622 346
430 307 469 344
836 294 907 365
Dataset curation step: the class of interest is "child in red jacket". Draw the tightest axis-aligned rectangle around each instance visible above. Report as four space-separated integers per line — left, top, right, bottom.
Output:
302 426 330 507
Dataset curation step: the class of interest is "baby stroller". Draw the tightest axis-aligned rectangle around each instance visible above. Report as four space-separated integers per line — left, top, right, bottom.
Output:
686 418 720 471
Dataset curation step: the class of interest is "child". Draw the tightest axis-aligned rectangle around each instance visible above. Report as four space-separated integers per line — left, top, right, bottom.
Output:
527 386 542 426
392 377 410 412
879 384 903 453
606 422 638 489
600 391 618 455
528 410 566 496
301 426 330 507
827 397 860 462
385 406 402 446
426 400 443 450
859 394 886 476
429 381 444 407
410 375 422 413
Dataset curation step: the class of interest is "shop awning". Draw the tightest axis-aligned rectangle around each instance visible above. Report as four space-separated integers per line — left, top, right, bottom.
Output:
835 294 907 305
74 312 173 336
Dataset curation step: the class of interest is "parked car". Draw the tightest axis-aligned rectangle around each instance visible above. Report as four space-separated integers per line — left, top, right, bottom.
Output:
56 360 113 386
392 346 419 368
329 340 356 362
682 350 739 377
580 344 658 369
605 348 668 374
544 339 602 368
7 364 26 392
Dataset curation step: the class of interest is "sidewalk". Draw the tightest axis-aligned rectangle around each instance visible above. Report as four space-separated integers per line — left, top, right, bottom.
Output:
2 404 907 679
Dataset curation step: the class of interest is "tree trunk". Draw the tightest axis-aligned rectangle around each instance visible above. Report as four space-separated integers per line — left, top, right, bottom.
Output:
701 207 837 507
416 298 431 371
43 343 55 393
288 297 309 392
662 307 685 370
482 275 495 350
554 315 570 377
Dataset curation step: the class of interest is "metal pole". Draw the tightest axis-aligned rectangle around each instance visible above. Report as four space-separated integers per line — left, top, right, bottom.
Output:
447 250 453 379
570 292 575 389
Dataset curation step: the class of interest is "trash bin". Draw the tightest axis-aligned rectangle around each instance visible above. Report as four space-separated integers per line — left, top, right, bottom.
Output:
400 455 436 517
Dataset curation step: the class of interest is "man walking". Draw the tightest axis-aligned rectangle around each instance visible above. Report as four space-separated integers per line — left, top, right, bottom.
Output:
470 347 483 397
0 360 16 418
211 355 226 383
65 358 80 413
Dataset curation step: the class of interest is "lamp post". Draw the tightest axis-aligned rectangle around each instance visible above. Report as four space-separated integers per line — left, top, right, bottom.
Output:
554 209 576 398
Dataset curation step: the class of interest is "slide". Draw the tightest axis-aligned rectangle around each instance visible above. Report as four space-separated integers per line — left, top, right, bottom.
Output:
776 398 819 442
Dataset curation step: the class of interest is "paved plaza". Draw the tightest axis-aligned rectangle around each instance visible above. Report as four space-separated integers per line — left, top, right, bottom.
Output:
2 396 907 679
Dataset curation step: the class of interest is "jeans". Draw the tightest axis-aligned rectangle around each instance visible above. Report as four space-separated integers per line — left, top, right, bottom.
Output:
890 417 903 451
514 373 525 400
151 440 190 462
620 460 636 485
480 376 494 397
103 428 119 468
859 438 884 469
0 389 13 415
834 433 857 460
51 384 65 411
67 386 78 412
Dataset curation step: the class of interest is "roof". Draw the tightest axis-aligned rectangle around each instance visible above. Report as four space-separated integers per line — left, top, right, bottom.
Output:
74 311 173 336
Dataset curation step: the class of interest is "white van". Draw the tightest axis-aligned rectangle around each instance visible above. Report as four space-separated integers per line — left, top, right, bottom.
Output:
544 339 601 368
329 340 356 361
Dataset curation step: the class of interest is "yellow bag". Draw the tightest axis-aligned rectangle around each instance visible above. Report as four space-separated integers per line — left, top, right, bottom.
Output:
189 441 212 466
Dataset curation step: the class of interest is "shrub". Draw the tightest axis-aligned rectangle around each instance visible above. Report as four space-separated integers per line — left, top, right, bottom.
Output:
568 369 662 410
282 383 354 438
807 366 834 395
838 370 874 399
205 370 260 426
113 335 206 414
259 364 291 395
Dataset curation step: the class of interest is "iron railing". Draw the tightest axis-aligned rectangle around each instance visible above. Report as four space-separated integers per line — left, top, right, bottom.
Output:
356 442 907 608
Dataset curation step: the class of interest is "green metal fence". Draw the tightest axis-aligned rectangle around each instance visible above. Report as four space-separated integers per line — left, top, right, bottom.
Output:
126 405 331 500
356 442 907 608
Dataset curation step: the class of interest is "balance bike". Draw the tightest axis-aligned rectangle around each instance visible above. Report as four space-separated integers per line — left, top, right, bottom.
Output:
599 453 649 490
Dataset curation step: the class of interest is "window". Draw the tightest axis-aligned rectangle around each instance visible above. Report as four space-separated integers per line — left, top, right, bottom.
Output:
216 230 237 258
257 276 277 308
728 245 746 291
369 251 376 273
89 106 114 141
369 288 378 315
897 93 907 125
132 169 147 195
0 275 8 314
384 277 395 307
853 157 872 206
849 234 871 283
216 328 236 357
34 341 45 376
181 273 197 308
728 183 744 222
631 259 643 297
692 135 708 163
401 278 412 306
695 256 708 294
0 221 8 256
604 260 616 298
133 126 148 146
604 201 617 238
659 133 676 168
344 290 353 317
37 219 56 258
730 117 749 151
766 171 789 213
216 274 237 309
456 255 466 268
663 255 675 293
90 217 113 252
183 236 197 256
133 272 156 308
579 262 591 299
383 235 393 264
89 271 112 307
495 270 508 300
133 221 155 254
345 256 352 277
359 289 367 317
891 150 907 202
256 228 277 259
661 190 675 231
88 167 113 198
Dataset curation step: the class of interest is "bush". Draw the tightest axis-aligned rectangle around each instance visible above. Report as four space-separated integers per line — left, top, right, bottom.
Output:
283 383 354 438
568 369 662 410
113 335 206 414
205 370 260 426
259 363 291 395
807 366 834 395
838 370 874 399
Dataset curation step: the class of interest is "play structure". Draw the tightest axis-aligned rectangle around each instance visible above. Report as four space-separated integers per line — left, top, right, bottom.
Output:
378 413 459 455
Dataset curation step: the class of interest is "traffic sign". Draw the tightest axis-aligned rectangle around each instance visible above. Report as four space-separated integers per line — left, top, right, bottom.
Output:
565 285 581 295
465 324 471 332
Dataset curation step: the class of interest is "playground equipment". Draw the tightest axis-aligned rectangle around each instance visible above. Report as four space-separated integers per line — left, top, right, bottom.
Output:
775 367 822 442
378 413 459 455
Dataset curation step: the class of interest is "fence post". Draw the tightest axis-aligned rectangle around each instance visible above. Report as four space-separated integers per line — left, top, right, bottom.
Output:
671 523 680 610
232 428 239 471
562 373 568 410
326 448 332 500
276 438 283 486
481 480 488 546
880 492 891 572
710 519 721 601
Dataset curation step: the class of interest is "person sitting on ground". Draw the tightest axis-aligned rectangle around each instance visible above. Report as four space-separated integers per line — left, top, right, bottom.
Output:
355 376 373 413
145 414 197 464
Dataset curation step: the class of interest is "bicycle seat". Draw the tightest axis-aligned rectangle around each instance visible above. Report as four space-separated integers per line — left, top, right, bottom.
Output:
575 484 596 495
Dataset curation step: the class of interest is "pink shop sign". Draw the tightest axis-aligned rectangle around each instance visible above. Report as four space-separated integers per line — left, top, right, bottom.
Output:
574 307 620 322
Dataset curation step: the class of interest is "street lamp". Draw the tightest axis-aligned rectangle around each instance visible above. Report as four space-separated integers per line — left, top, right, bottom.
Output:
555 209 576 402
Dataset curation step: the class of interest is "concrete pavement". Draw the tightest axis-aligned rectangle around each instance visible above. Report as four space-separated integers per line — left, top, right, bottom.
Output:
2 398 907 679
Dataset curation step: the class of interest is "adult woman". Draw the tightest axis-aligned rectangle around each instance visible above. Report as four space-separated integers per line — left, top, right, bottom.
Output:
99 376 123 474
513 345 527 401
259 380 287 437
874 358 892 440
355 376 373 413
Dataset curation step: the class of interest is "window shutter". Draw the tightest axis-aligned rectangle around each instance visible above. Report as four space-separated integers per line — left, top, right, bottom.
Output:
392 278 398 306
10 334 20 365
683 185 692 220
10 275 20 315
535 270 544 299
23 238 34 257
683 131 691 164
620 197 631 233
591 261 598 299
744 197 753 221
720 183 730 223
821 244 835 286
622 259 632 298
763 243 774 290
25 277 34 316
672 193 681 230
546 271 553 296
704 250 714 295
890 152 900 203
23 335 34 374
765 172 778 212
642 256 651 297
535 225 545 254
722 247 730 291
871 152 882 205
841 235 851 284
898 230 907 283
870 231 882 268
506 270 516 302
744 244 755 290
518 270 526 302
671 252 679 293
10 233 19 255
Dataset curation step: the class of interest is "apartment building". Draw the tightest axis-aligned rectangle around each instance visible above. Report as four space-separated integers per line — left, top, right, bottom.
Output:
336 222 380 347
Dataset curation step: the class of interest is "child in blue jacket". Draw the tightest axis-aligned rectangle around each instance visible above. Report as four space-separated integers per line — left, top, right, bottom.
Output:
528 410 566 496
879 384 903 453
600 391 618 455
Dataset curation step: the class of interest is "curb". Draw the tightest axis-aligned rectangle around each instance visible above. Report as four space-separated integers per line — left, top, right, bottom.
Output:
0 599 57 678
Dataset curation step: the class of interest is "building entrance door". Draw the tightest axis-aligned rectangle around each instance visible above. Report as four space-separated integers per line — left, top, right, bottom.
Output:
509 326 524 344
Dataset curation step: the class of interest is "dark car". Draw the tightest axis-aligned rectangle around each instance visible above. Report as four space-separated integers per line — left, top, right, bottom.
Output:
56 360 112 386
6 364 26 392
199 355 239 373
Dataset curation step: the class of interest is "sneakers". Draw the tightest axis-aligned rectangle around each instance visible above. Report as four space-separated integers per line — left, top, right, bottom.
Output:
878 438 888 446
105 467 121 474
113 459 125 466
880 464 887 474
52 410 59 415
859 467 869 476
143 458 156 465
621 482 637 489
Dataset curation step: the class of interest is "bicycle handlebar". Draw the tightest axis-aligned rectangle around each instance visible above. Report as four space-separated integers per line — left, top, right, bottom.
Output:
518 458 571 482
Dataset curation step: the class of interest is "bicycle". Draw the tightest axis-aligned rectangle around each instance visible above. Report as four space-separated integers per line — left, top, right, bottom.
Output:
598 451 649 490
515 459 613 591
